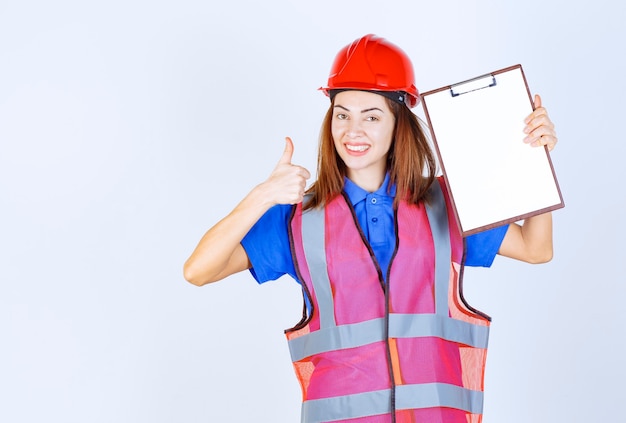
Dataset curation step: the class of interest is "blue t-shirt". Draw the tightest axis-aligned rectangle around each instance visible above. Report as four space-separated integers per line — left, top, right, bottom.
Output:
242 174 508 285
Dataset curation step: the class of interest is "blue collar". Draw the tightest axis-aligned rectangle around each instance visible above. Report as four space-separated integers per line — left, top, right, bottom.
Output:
343 173 396 207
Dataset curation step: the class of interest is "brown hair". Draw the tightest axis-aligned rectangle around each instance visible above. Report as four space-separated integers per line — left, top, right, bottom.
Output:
304 96 436 210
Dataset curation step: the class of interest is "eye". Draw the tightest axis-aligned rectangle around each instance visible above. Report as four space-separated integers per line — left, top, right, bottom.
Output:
336 113 348 120
366 115 380 122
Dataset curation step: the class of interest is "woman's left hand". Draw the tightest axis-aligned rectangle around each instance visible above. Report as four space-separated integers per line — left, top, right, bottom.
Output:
523 94 557 152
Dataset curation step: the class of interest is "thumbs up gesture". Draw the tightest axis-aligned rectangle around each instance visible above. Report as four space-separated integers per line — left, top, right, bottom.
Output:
264 137 311 205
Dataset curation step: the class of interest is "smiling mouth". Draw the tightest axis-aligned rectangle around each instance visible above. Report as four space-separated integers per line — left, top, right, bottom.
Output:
345 144 370 152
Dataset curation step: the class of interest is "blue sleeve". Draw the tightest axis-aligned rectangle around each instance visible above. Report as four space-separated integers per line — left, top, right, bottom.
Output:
464 224 509 267
240 204 299 284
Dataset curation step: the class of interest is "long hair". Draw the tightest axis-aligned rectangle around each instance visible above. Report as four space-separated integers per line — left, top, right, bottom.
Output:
304 96 436 210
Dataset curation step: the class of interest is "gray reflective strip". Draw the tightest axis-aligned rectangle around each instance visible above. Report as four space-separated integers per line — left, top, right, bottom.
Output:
302 389 391 422
301 208 336 329
425 182 452 316
289 314 487 361
396 383 483 414
388 314 488 348
302 383 482 422
289 318 385 362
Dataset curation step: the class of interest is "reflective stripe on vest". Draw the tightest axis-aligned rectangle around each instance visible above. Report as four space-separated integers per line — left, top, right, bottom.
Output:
289 314 488 362
287 180 490 423
302 384 484 422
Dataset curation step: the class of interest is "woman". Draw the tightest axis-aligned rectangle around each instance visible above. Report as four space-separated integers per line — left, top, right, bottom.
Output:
184 34 557 423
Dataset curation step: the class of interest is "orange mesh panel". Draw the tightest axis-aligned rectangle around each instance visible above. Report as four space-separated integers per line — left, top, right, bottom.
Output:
445 263 489 393
285 324 310 340
448 263 490 326
460 346 488 391
286 325 313 399
291 359 314 401
388 338 404 385
395 409 415 423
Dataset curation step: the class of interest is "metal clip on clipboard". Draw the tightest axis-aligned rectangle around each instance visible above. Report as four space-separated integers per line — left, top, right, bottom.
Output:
450 74 497 97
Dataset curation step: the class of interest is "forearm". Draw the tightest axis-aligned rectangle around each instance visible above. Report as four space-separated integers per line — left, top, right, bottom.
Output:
183 138 310 285
183 183 274 286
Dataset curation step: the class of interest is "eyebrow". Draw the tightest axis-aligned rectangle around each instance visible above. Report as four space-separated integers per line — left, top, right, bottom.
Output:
334 105 385 113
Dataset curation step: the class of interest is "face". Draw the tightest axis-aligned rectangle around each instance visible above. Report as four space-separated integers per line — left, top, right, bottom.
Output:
332 90 396 190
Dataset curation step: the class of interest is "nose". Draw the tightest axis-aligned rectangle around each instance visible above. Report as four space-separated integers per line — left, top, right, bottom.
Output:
347 119 363 138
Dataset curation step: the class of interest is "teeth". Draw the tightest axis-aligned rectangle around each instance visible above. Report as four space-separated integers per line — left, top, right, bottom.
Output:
346 144 369 152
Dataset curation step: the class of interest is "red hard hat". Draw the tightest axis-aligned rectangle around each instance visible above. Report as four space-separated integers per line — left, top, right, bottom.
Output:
320 34 420 108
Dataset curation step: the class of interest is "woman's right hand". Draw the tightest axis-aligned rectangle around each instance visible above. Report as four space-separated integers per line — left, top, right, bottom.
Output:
261 137 311 206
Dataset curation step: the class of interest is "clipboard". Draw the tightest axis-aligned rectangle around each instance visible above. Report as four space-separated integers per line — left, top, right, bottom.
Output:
420 64 564 236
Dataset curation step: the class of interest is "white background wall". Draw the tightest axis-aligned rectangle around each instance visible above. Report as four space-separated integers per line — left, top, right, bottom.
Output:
1 1 624 422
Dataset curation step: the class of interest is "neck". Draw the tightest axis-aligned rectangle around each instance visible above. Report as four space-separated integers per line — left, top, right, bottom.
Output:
346 169 386 193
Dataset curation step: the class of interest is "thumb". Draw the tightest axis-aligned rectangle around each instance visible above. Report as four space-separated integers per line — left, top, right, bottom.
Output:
533 94 542 109
278 136 294 165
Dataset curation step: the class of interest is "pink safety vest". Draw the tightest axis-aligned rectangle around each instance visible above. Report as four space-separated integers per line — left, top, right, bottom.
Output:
286 179 491 423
